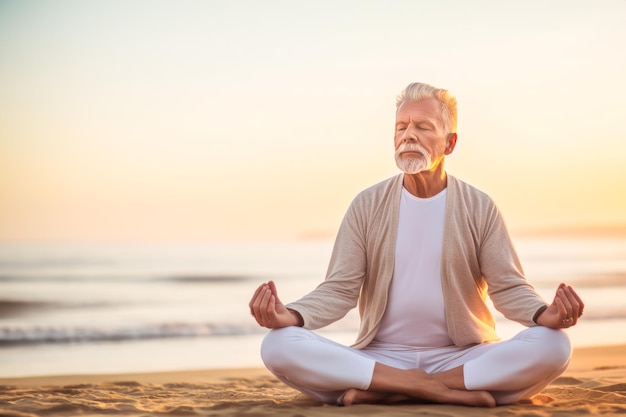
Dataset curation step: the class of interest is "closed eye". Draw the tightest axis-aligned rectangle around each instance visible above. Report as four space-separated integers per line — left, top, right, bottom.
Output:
395 123 407 132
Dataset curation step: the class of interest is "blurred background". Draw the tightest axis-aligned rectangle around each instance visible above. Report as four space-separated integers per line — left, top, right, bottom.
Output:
1 0 625 377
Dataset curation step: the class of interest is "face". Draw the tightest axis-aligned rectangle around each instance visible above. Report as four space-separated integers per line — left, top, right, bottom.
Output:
394 98 454 175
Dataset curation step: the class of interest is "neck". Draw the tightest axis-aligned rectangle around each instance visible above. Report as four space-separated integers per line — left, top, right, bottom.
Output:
402 168 447 198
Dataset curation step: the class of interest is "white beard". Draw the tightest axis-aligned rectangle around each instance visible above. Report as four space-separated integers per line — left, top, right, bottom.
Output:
394 142 433 174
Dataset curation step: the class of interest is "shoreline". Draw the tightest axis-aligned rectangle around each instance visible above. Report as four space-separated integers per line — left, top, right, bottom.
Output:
1 342 624 384
1 344 625 416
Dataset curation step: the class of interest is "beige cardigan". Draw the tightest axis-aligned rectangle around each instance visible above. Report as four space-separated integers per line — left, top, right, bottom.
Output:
287 174 548 349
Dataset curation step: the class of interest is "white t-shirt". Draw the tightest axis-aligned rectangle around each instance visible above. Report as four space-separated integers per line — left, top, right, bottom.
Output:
374 187 453 348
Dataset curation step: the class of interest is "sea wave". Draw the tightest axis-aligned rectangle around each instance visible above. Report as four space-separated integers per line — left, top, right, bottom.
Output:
0 322 266 346
0 274 256 283
0 300 60 316
0 300 124 317
3 306 626 346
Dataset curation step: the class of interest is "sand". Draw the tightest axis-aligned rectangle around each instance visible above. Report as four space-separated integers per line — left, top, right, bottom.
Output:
1 344 625 416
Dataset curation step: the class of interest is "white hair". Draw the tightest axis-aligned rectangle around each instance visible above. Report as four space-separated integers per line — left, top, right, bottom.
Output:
395 82 458 134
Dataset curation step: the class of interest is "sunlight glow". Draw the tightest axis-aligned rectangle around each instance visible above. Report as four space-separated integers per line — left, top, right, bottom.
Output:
1 0 625 242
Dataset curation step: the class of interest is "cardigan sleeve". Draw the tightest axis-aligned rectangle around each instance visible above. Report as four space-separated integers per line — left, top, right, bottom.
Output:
286 198 367 330
478 202 548 326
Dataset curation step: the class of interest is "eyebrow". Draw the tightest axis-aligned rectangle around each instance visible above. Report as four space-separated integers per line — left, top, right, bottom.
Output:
395 120 437 129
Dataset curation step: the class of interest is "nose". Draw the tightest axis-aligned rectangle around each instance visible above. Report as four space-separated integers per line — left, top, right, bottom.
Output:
401 125 418 143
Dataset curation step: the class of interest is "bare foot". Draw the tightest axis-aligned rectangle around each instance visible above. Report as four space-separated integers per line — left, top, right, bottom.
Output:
402 369 495 407
369 365 495 408
341 389 410 406
341 386 493 407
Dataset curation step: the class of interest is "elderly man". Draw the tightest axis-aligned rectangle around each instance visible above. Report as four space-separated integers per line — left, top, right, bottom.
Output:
249 82 584 407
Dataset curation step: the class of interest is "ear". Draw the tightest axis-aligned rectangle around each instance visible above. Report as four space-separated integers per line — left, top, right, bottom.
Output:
445 133 457 155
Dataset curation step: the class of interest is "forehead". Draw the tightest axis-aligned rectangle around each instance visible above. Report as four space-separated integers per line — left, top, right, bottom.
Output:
396 98 444 124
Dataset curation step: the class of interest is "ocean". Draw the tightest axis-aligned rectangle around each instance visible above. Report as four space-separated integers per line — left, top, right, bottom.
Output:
1 237 625 378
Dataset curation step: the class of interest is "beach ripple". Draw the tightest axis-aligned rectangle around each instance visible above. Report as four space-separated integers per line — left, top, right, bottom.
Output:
1 372 626 416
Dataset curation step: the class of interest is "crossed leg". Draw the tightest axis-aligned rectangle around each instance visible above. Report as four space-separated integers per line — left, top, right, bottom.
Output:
342 362 494 406
261 326 570 407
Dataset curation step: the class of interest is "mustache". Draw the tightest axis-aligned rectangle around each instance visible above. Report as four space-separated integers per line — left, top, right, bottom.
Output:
395 142 429 156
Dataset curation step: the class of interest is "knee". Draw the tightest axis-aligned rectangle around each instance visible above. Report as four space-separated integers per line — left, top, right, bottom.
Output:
531 327 572 371
260 327 306 373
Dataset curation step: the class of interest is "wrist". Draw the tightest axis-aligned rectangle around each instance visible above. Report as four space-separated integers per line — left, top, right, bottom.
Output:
533 305 549 325
288 309 304 327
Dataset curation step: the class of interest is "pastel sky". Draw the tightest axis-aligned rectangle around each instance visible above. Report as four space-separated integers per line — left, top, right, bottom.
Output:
1 0 625 242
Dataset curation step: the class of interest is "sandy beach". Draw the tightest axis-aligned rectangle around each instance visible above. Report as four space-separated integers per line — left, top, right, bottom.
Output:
0 344 624 416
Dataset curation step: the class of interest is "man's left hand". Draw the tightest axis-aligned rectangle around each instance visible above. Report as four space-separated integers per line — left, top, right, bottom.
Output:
536 283 584 329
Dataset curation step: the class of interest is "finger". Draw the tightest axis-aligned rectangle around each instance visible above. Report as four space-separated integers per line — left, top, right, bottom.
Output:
251 310 264 327
562 286 581 324
555 283 568 302
249 283 267 314
259 286 273 326
256 286 269 325
555 296 577 328
267 294 276 317
568 285 585 317
554 295 566 317
250 284 268 325
253 284 271 319
557 288 573 319
250 301 264 327
268 280 281 304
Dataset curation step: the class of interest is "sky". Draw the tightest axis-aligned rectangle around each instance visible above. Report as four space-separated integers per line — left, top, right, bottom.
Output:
1 0 625 243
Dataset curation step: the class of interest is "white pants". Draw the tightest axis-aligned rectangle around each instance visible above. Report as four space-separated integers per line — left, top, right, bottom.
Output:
261 326 571 405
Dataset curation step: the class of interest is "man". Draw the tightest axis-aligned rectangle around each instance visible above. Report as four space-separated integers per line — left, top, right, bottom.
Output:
249 82 584 407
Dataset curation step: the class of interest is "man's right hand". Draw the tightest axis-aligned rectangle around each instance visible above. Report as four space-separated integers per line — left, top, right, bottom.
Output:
249 280 303 329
